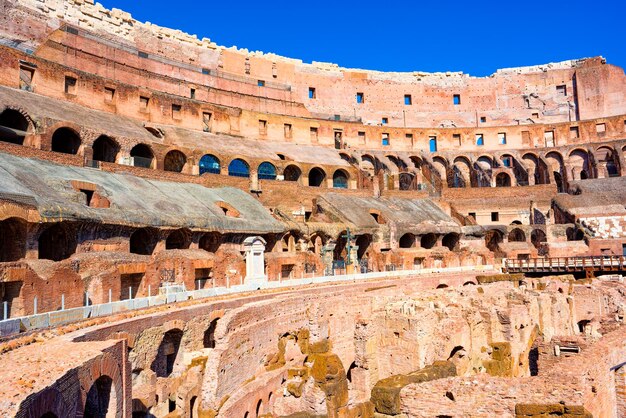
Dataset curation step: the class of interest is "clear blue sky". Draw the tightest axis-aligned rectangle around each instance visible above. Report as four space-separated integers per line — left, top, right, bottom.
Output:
98 0 626 76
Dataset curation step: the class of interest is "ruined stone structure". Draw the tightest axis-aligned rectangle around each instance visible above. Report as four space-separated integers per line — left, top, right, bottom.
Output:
0 0 625 416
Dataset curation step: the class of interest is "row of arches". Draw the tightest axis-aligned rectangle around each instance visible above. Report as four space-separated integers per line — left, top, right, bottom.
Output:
398 232 460 250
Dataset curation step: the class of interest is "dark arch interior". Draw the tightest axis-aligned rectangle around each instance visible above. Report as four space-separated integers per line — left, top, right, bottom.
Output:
203 318 219 348
199 232 221 253
485 230 503 253
130 144 154 168
0 218 27 262
283 165 301 182
399 233 415 248
356 234 372 259
84 375 113 418
531 229 547 248
566 227 584 241
258 162 277 180
38 223 76 261
256 399 263 417
166 229 190 250
0 109 29 145
151 329 183 378
308 168 326 187
129 228 158 255
495 172 511 187
92 135 120 163
420 233 437 249
332 170 349 189
164 150 187 173
51 128 81 154
442 233 459 251
508 228 526 242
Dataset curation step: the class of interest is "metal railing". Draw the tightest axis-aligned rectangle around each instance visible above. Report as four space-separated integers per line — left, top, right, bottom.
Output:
504 256 626 273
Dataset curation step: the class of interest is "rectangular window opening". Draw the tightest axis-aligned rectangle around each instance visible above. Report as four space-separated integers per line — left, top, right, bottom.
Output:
356 92 364 104
308 87 316 99
382 133 390 146
284 123 292 139
104 87 115 102
570 126 579 139
498 132 507 145
310 127 318 140
138 51 149 59
453 133 461 146
453 94 461 105
64 76 77 95
358 131 366 143
491 212 499 222
190 88 196 99
19 65 35 91
480 116 486 123
259 119 267 135
172 104 182 119
476 134 484 146
202 112 212 132
429 136 437 153
139 96 150 109
556 84 567 96
596 123 606 136
404 94 412 105
257 80 265 87
382 117 388 125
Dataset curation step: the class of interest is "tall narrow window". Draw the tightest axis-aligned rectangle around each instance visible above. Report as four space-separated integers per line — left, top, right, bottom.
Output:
308 87 316 99
498 132 506 145
104 87 115 102
476 134 484 146
284 123 292 139
19 64 35 92
310 127 318 141
382 133 390 146
358 131 366 143
259 120 267 135
190 88 196 99
404 94 412 105
356 92 364 104
140 96 150 110
429 136 437 153
453 94 461 105
172 104 181 119
453 134 461 146
202 112 212 132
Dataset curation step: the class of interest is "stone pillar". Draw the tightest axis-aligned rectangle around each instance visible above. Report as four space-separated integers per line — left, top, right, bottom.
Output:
243 236 267 286
347 244 359 274
321 242 336 276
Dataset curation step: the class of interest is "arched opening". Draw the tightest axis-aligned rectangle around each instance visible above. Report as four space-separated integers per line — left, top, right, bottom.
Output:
0 218 27 262
546 152 565 192
463 281 475 286
577 319 591 334
166 229 190 250
151 328 183 378
51 127 81 154
308 167 326 187
255 399 263 418
436 284 448 289
283 164 302 182
495 172 511 187
311 234 325 255
346 362 357 383
0 109 30 145
399 233 415 248
522 153 549 185
228 158 250 178
566 227 584 241
553 171 564 193
485 229 504 253
399 172 415 190
199 154 220 175
474 156 493 187
84 375 115 418
568 149 593 180
420 233 437 249
38 223 76 261
332 169 349 189
129 228 158 255
452 157 472 188
531 229 547 249
333 232 348 262
164 150 187 173
203 318 219 349
130 144 155 169
508 228 526 242
442 233 459 251
258 162 277 180
199 232 220 253
92 135 120 163
356 234 372 260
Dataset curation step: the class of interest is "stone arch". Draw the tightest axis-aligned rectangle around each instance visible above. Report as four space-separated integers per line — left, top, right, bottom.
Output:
436 283 449 289
531 229 547 249
199 154 221 175
0 217 27 262
420 233 437 249
495 172 511 187
595 146 621 178
431 156 448 179
164 150 187 173
228 158 250 178
442 233 459 251
92 135 120 163
51 127 81 154
567 148 593 180
38 223 76 261
130 144 155 169
255 399 263 418
356 234 372 259
199 232 221 252
310 233 327 255
485 229 504 253
452 156 472 188
545 151 565 192
474 156 493 187
258 161 277 180
332 169 349 189
129 227 158 255
566 227 584 241
83 375 116 418
151 328 184 378
522 153 549 185
387 155 408 171
508 228 526 242
166 229 191 250
399 233 416 248
0 108 32 145
398 172 416 190
308 167 326 187
283 164 302 182
18 387 72 418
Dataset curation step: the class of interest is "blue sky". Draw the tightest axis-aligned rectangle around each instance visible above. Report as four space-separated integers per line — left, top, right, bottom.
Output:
98 0 625 76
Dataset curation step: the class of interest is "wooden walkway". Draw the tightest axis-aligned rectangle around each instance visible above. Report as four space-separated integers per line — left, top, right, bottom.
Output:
504 256 626 277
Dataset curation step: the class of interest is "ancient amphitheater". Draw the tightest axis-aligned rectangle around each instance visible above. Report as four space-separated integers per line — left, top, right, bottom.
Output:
0 0 625 417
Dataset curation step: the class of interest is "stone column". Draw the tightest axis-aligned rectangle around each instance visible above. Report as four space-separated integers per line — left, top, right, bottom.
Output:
243 236 267 286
